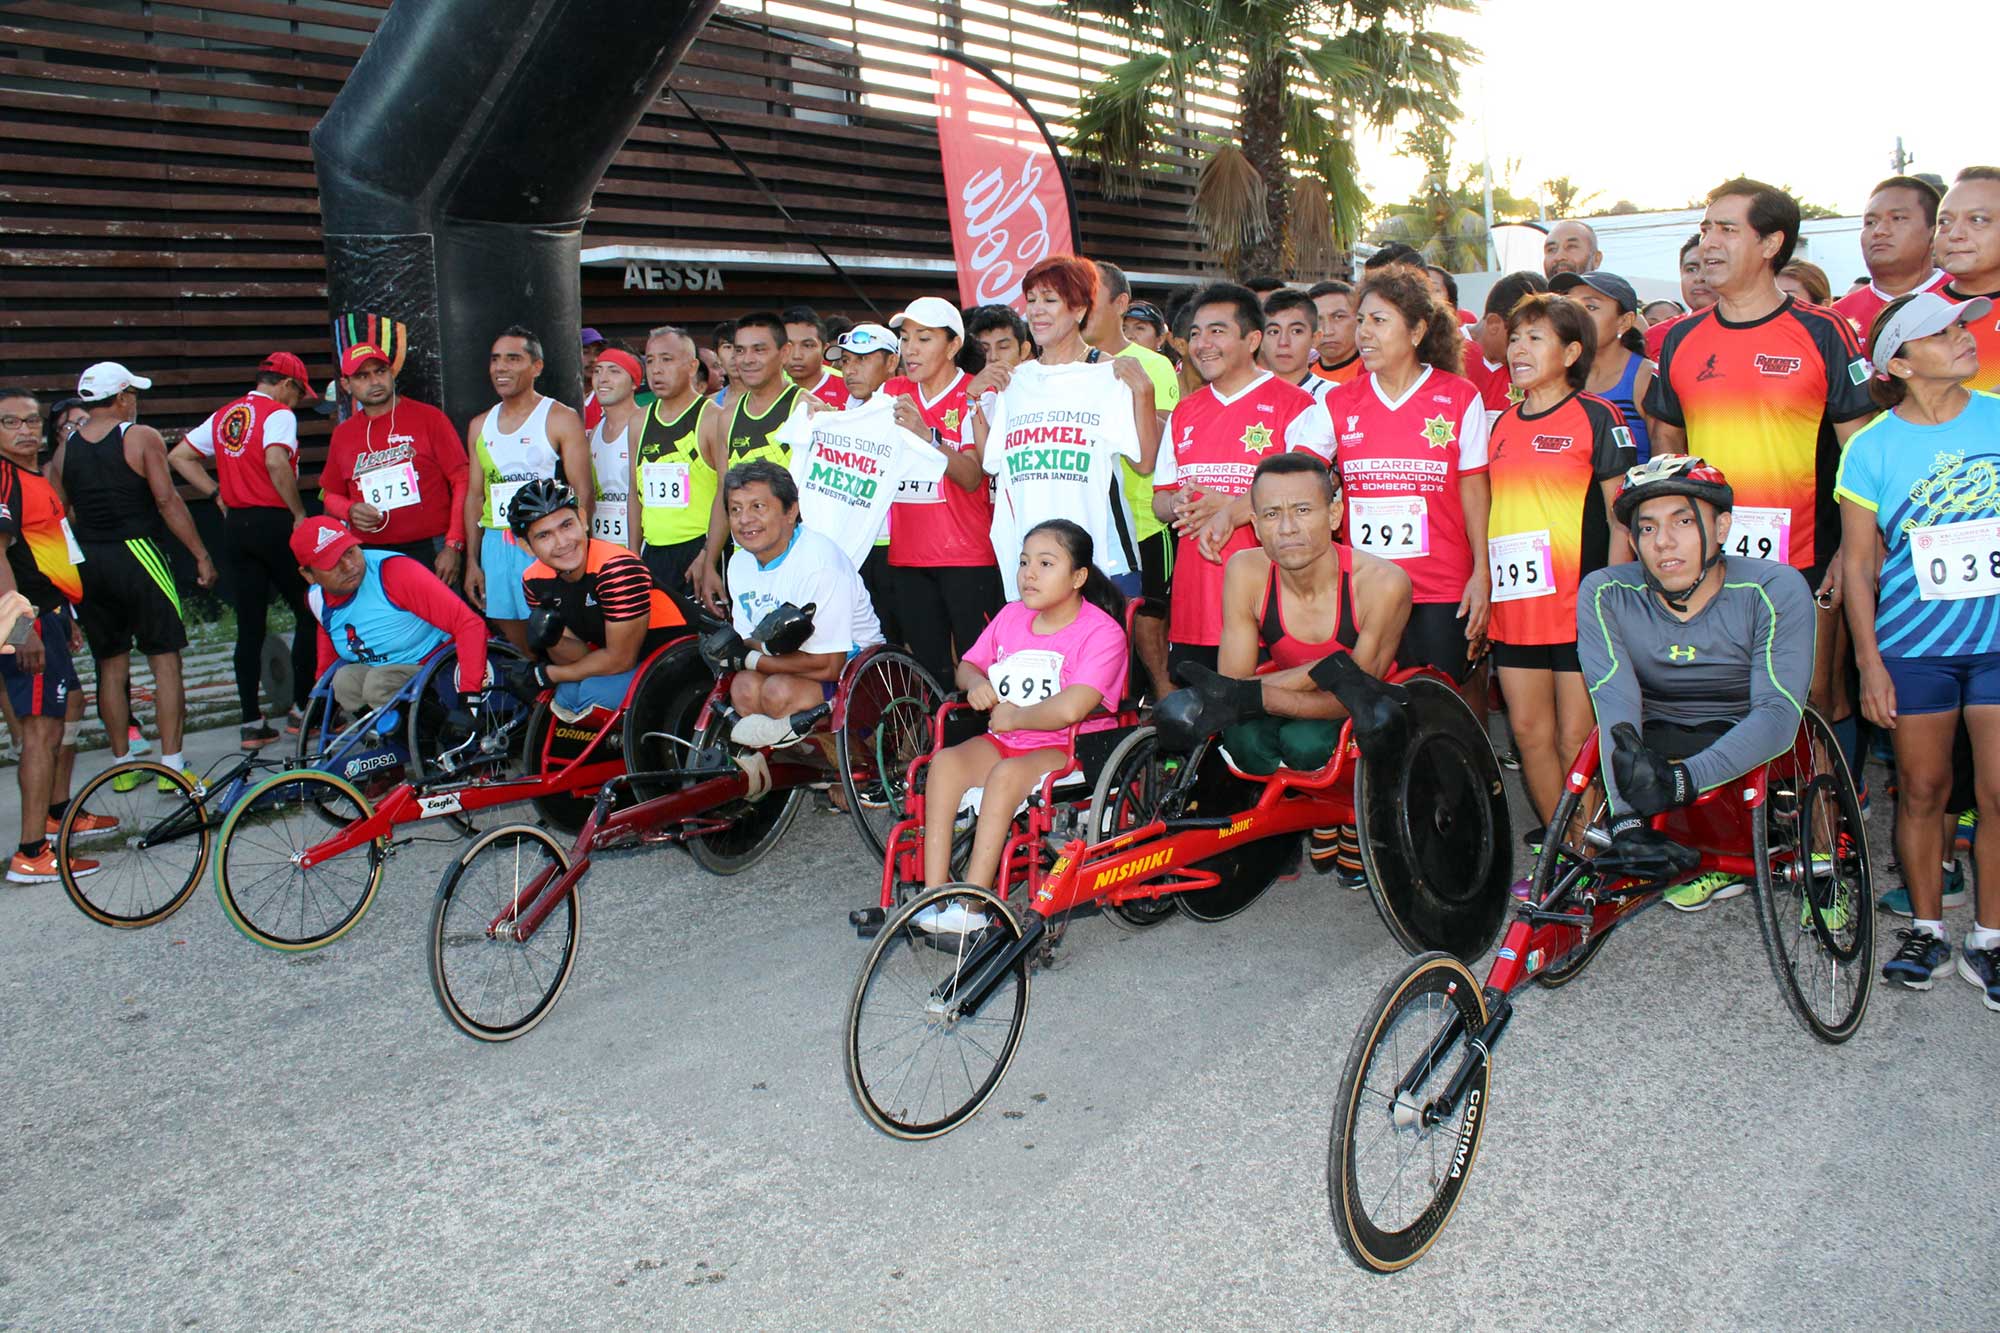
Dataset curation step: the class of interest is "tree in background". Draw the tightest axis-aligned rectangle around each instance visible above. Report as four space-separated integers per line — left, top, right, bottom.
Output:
1066 0 1474 277
1542 175 1599 219
1370 120 1535 271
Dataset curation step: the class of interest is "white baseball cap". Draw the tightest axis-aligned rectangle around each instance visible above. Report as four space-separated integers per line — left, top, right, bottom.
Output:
1871 291 1993 376
837 323 899 357
76 361 153 402
889 297 965 339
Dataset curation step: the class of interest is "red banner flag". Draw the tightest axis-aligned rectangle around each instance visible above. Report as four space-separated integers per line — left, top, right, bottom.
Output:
932 52 1077 313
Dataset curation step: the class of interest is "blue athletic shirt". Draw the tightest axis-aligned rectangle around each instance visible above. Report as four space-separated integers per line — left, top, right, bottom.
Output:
308 550 449 667
1834 390 2000 659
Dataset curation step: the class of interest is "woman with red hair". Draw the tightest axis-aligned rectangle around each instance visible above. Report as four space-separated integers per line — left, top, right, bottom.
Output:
975 256 1160 598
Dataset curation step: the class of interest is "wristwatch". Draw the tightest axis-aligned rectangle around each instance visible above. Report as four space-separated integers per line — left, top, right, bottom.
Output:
446 538 466 551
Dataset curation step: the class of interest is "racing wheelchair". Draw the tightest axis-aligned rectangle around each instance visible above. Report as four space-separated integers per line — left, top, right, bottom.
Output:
1326 708 1873 1273
842 653 1515 1140
423 613 944 1042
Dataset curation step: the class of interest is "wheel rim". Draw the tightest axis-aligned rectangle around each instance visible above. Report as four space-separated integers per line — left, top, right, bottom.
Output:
1532 776 1615 985
840 653 942 858
1759 716 1871 1039
848 887 1026 1138
218 772 380 948
61 764 209 927
1090 731 1181 929
432 827 576 1039
686 712 803 865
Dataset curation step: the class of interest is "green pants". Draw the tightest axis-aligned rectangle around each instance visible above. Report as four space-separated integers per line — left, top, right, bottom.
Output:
1221 716 1341 775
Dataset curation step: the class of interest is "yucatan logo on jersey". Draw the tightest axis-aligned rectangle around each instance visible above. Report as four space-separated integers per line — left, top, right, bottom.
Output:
1507 384 1526 405
1695 354 1724 383
1754 354 1802 377
1420 414 1456 450
1346 416 1360 433
1667 644 1697 663
941 408 961 433
1240 423 1275 453
1531 434 1574 453
217 401 258 457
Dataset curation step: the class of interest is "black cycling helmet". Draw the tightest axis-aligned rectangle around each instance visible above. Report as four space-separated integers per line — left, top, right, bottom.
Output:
506 477 578 540
1614 455 1735 611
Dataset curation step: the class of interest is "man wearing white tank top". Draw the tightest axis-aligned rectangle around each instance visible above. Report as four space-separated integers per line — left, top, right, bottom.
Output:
586 347 643 552
462 326 592 652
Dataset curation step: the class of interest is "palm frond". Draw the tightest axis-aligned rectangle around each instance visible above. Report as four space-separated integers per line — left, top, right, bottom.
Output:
1193 145 1269 270
1287 176 1340 274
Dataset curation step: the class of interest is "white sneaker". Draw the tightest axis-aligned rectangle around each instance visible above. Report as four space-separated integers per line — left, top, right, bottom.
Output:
730 713 802 749
911 901 991 934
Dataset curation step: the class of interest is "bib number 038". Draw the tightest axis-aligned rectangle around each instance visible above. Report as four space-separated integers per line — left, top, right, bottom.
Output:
1910 517 2000 602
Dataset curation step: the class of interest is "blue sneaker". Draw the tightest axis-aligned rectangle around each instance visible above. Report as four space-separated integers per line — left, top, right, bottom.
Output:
1883 928 1952 990
1957 809 1978 854
1960 942 2000 1012
1877 861 1968 917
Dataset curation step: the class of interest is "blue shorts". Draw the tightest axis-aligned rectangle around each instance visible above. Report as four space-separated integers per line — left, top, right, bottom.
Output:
480 527 536 621
1110 571 1143 598
0 609 79 719
554 667 635 716
1884 652 2000 715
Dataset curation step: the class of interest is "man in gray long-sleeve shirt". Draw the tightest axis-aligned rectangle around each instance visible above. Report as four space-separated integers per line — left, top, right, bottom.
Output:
1576 456 1815 904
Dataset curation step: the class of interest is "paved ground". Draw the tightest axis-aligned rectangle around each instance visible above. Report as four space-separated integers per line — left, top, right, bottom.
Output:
0 729 1989 1331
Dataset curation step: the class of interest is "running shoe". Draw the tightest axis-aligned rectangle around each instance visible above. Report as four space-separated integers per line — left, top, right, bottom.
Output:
239 722 279 751
1876 861 1968 918
127 726 152 756
110 766 146 793
911 900 990 935
48 811 119 840
7 844 97 884
1959 941 2000 1012
1883 928 1951 990
1664 871 1746 913
1957 809 1978 854
157 767 198 794
1801 878 1853 932
283 706 305 735
729 713 802 750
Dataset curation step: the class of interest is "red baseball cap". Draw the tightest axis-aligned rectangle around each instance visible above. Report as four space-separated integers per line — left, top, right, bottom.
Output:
289 517 360 571
339 342 390 377
260 351 318 400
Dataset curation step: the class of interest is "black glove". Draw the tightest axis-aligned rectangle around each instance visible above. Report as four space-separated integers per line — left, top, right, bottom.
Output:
497 659 549 704
526 605 565 653
752 602 816 656
1610 722 1695 817
699 621 748 673
1153 663 1264 752
1599 818 1702 884
1307 652 1408 763
457 689 487 716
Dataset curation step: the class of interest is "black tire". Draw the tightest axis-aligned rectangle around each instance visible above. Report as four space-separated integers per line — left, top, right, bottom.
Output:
292 691 335 768
407 641 529 834
523 700 606 834
1174 742 1297 924
1084 726 1179 930
1328 951 1490 1273
214 768 385 951
685 703 807 876
845 883 1028 1139
619 644 710 804
1755 708 1873 1043
836 649 944 861
58 762 211 929
1532 773 1619 990
429 823 580 1042
260 632 293 718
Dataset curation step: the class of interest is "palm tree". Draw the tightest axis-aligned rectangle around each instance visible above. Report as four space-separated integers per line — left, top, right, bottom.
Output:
1066 0 1474 277
1372 119 1493 271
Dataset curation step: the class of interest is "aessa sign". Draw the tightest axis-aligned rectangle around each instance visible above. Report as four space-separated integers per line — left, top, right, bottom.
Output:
622 263 725 293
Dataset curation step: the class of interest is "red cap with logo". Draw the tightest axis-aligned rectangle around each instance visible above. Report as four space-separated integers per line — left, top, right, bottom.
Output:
289 517 360 571
260 351 319 400
339 342 390 377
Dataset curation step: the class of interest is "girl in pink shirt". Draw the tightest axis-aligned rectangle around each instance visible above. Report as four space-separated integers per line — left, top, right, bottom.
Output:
921 519 1129 899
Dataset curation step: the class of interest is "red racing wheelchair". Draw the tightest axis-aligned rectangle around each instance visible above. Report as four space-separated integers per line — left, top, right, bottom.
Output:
1326 708 1873 1273
843 656 1515 1139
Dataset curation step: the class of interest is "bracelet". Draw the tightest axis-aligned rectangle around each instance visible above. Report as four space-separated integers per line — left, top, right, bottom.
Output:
744 650 763 671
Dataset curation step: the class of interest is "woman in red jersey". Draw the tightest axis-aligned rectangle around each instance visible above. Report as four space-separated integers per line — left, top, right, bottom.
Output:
1323 269 1492 683
1485 294 1635 824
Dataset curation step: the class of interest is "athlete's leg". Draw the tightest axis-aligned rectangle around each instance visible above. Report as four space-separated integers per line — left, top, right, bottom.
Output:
965 749 1066 889
146 652 185 757
921 736 1001 887
1498 665 1560 823
51 684 83 808
1892 707 1960 922
96 653 132 760
1553 669 1595 804
227 520 272 723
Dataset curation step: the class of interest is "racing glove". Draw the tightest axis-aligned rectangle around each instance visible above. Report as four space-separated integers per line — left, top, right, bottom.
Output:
752 602 817 657
699 621 749 674
1610 722 1695 817
1307 652 1408 763
1600 816 1702 884
1153 663 1264 752
497 659 550 704
526 606 565 654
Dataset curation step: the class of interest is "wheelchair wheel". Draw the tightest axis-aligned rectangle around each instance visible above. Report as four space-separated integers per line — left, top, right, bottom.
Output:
836 649 945 861
1755 708 1873 1044
1085 726 1180 929
214 769 385 951
686 704 807 876
407 642 528 834
292 693 334 768
429 823 578 1042
58 762 211 929
845 883 1028 1139
620 644 710 805
1328 950 1490 1273
523 700 604 835
1175 742 1297 924
1532 773 1619 990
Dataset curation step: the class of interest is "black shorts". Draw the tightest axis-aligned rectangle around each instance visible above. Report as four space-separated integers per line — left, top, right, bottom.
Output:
1490 640 1580 672
893 563 1004 687
1137 530 1172 607
76 536 186 659
642 537 709 593
1398 602 1474 683
1166 641 1219 678
368 536 441 565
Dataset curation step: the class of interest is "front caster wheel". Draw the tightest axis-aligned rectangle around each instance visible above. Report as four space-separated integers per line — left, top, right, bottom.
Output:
429 824 578 1042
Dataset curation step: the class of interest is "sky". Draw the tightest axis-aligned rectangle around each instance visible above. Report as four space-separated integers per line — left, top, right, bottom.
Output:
1348 0 1999 219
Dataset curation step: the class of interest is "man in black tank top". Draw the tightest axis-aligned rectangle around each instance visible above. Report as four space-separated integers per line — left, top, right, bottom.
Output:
57 372 218 782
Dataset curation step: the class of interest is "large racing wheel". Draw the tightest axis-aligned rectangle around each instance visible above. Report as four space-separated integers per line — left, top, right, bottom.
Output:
835 648 945 861
1174 738 1298 924
1354 677 1511 960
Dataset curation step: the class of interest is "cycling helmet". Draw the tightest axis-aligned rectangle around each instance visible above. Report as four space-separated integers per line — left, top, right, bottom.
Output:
1612 454 1733 527
506 477 579 539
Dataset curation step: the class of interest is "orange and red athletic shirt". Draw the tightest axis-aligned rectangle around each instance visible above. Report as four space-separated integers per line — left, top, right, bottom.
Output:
523 538 686 655
1485 391 1634 646
1311 354 1363 388
882 372 995 568
1833 270 1950 348
803 368 850 409
1945 282 2000 393
0 460 81 613
1643 298 1874 572
183 390 300 512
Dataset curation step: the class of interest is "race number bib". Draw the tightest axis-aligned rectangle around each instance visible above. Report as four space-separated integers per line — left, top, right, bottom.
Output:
989 648 1064 705
487 479 527 529
895 475 943 505
357 461 421 513
1488 529 1554 602
640 461 691 509
59 518 83 565
1349 495 1430 560
592 499 628 545
1726 505 1791 563
1909 517 2000 602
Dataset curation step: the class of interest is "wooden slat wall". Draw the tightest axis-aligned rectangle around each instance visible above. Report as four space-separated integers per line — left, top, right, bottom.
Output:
0 0 1219 478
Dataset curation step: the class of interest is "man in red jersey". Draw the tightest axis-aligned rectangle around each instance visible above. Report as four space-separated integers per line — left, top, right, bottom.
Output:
1151 282 1334 674
1835 176 1949 341
168 351 321 749
1646 235 1718 362
1939 166 2000 393
1468 271 1549 424
320 343 469 584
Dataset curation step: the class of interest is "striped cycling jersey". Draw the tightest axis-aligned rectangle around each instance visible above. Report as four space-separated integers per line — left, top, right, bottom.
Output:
523 538 686 655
